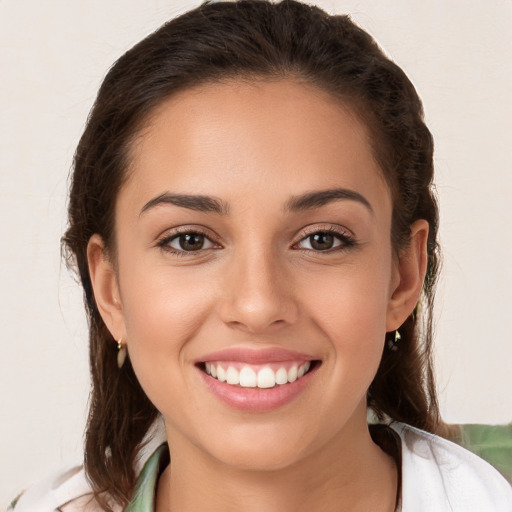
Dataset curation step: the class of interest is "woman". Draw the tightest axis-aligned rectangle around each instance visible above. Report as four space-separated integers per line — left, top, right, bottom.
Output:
9 1 512 511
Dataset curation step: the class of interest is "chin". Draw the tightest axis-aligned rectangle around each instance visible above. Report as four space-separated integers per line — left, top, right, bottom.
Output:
213 445 305 472
200 425 312 471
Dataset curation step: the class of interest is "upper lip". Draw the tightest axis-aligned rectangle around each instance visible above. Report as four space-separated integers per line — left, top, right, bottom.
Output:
196 347 316 364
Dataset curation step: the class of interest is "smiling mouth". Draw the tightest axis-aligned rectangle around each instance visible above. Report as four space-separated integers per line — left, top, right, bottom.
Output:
199 360 319 389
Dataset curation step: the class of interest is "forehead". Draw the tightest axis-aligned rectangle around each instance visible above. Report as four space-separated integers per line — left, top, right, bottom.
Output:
123 79 391 216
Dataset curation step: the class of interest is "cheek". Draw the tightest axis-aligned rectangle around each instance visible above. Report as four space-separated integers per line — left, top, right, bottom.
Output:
118 263 215 386
304 259 392 339
299 256 392 382
123 270 206 341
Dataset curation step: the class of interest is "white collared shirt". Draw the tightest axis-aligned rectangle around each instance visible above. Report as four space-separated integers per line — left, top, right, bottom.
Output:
10 422 512 512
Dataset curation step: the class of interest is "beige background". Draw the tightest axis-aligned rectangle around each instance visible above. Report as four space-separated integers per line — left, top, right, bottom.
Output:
1 0 511 507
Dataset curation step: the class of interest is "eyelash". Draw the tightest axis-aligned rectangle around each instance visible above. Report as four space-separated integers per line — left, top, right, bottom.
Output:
156 225 356 256
292 225 356 253
156 226 219 257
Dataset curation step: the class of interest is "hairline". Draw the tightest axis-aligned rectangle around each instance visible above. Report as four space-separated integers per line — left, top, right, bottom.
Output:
104 72 394 259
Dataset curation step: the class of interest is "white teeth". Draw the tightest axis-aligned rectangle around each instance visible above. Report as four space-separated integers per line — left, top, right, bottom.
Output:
287 365 298 383
216 365 226 382
275 367 288 385
257 367 276 388
226 366 239 385
206 361 313 388
239 366 257 387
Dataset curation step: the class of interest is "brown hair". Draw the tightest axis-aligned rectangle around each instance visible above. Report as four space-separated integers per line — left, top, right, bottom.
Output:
62 0 443 508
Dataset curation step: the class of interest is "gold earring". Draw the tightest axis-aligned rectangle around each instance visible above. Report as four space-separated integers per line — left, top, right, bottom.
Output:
117 338 127 368
387 330 401 352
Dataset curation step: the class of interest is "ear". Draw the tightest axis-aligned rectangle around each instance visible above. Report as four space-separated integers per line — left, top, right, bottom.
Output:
386 219 429 331
87 234 125 342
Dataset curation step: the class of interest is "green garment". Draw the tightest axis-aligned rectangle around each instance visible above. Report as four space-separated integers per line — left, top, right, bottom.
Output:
124 444 168 512
457 423 512 484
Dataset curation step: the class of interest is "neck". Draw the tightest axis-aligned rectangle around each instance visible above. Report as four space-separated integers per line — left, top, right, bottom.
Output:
156 412 397 512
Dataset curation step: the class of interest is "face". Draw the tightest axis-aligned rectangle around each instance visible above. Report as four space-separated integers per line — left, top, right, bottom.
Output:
89 79 426 471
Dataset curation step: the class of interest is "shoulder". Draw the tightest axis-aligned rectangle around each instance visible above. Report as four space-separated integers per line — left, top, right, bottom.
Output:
8 418 167 512
6 464 115 512
391 422 512 512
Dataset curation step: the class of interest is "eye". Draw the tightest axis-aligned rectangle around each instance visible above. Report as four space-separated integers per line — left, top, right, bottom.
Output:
165 232 216 252
296 229 354 252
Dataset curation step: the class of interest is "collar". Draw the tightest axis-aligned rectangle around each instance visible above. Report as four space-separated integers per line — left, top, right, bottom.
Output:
124 443 168 512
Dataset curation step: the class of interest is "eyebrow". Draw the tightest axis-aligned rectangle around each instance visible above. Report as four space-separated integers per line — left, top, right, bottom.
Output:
285 188 374 214
140 193 229 217
140 187 372 217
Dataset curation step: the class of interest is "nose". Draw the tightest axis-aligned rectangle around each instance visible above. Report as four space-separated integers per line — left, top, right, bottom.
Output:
218 247 299 334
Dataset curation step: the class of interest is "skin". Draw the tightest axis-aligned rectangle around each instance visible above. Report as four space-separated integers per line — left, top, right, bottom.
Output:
88 79 428 512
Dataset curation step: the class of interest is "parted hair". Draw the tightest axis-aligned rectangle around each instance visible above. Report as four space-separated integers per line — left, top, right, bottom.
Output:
62 1 443 508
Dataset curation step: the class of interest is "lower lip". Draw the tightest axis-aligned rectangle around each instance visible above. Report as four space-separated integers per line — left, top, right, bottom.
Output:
197 365 317 412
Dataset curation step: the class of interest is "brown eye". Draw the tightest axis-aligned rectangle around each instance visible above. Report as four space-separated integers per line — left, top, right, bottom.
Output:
297 231 350 252
168 233 214 252
309 233 335 251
